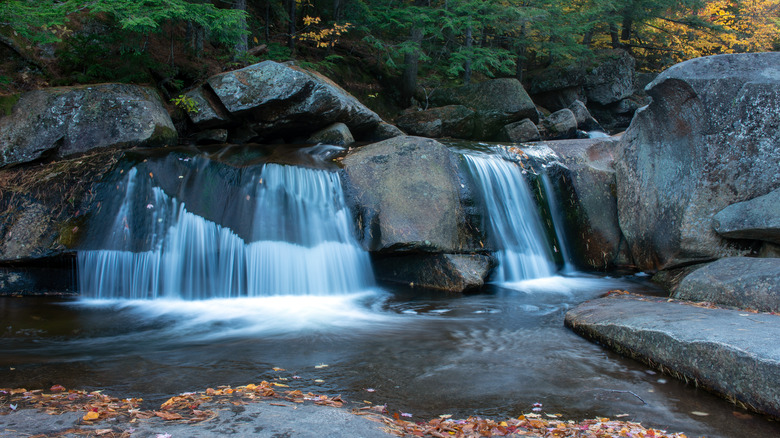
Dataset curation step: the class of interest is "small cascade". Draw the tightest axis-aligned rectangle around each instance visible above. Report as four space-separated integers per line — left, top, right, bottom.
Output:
540 172 575 273
79 159 374 299
464 154 557 282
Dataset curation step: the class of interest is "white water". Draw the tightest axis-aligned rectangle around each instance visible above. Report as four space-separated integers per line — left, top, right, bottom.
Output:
540 172 575 273
464 154 557 282
79 161 374 299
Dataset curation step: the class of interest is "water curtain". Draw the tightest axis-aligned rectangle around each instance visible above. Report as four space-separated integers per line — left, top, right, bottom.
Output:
464 154 557 282
79 159 373 299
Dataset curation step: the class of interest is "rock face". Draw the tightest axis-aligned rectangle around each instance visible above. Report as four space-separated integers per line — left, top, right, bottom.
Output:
394 105 475 139
430 78 537 140
583 50 636 106
566 295 780 418
341 136 482 253
0 84 176 167
674 257 780 313
713 188 780 245
373 253 494 292
615 53 780 270
0 150 121 261
544 138 632 270
185 60 397 143
568 100 603 132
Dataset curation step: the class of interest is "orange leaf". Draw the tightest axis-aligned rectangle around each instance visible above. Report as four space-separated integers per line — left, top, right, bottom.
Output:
82 411 100 421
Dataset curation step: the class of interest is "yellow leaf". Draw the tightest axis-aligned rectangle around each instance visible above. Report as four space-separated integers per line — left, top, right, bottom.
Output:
272 382 289 387
83 411 100 421
499 421 508 427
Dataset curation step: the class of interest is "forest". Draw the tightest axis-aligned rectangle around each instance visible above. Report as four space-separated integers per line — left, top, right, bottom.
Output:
1 0 779 113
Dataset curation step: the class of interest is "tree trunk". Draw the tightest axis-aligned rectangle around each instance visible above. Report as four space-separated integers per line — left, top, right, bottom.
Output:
334 0 341 21
463 26 472 85
234 0 248 58
288 0 297 53
401 26 423 108
582 29 594 46
610 23 620 48
621 17 633 41
265 2 271 43
515 23 526 82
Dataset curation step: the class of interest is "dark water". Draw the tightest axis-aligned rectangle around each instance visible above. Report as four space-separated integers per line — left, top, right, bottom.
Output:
1 276 777 438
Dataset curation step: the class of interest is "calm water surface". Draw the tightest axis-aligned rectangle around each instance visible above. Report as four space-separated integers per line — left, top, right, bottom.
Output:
1 275 777 438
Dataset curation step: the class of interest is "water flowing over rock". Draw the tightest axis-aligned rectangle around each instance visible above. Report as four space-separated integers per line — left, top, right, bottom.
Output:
429 78 537 140
674 257 780 313
544 138 632 270
712 188 780 245
184 60 398 143
464 153 557 281
615 52 780 270
0 84 176 167
79 157 374 299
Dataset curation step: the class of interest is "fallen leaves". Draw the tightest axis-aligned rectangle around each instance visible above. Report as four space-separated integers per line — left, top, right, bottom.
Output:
369 413 690 438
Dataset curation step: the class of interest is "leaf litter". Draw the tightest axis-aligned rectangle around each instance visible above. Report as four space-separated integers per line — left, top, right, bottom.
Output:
1 382 693 437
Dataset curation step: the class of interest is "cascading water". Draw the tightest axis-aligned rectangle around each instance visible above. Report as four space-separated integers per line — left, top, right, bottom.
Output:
464 153 557 282
78 157 374 299
540 172 575 273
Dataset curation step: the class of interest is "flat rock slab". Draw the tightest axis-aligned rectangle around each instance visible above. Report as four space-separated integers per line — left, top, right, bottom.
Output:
565 295 780 417
0 400 393 438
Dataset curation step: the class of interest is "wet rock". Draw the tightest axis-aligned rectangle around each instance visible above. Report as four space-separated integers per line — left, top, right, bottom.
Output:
502 118 540 143
615 53 780 270
565 295 780 418
540 109 577 140
366 121 405 141
713 188 780 245
394 105 475 139
373 253 494 292
430 78 537 140
567 100 603 132
0 84 176 167
674 257 780 313
307 122 354 146
341 136 482 253
544 137 632 270
202 60 391 142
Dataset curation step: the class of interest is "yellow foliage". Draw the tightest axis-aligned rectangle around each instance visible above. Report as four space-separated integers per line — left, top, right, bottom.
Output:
298 16 352 49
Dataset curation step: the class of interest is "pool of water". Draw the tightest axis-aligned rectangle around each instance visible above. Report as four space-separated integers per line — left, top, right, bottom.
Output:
1 275 777 438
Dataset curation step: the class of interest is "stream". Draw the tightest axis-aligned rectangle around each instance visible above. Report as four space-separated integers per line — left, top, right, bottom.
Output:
1 276 778 438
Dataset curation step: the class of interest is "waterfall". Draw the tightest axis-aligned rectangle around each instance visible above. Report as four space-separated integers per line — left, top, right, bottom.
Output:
78 160 374 299
540 172 575 273
464 154 557 282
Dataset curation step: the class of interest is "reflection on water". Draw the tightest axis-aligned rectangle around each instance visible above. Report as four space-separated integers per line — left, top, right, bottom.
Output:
1 276 777 438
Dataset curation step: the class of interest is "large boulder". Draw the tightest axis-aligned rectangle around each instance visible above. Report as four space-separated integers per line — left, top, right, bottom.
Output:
394 105 475 139
674 257 780 313
713 188 780 245
0 84 176 167
341 136 482 253
186 61 396 143
306 122 354 146
429 78 537 140
566 294 780 418
544 137 632 270
583 50 636 106
567 100 603 132
615 53 780 270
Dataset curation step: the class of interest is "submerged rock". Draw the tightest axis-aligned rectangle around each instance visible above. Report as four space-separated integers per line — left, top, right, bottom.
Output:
713 188 780 245
373 253 494 292
566 295 780 418
615 52 780 270
0 84 176 167
341 136 482 253
674 257 780 313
